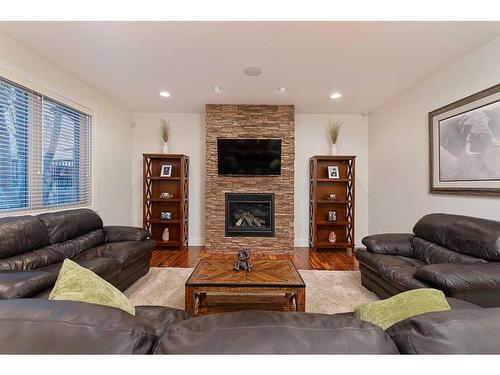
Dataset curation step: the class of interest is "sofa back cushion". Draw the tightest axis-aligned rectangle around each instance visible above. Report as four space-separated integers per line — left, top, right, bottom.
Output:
413 213 500 260
37 209 103 244
0 216 50 259
0 299 157 354
412 237 487 265
156 310 399 354
386 308 500 354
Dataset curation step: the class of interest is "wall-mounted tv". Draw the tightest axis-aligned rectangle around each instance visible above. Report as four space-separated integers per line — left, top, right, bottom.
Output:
217 138 282 176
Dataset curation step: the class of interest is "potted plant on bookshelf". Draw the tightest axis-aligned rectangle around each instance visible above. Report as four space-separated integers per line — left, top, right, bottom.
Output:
161 118 170 153
328 121 342 155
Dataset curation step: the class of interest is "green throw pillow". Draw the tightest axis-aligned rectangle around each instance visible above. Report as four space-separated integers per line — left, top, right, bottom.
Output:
49 259 135 316
354 288 450 330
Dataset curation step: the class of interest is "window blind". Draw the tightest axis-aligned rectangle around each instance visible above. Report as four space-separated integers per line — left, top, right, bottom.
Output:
0 76 92 215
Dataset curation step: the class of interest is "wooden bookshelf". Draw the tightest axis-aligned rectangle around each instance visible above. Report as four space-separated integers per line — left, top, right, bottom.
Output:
309 155 355 251
143 154 189 249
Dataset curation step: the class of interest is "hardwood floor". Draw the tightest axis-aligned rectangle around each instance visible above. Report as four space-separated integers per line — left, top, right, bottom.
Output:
151 246 358 270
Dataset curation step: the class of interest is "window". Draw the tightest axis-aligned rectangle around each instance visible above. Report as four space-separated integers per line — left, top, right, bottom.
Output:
0 76 92 215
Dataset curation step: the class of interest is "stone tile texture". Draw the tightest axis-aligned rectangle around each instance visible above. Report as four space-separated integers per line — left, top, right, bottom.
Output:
205 105 295 253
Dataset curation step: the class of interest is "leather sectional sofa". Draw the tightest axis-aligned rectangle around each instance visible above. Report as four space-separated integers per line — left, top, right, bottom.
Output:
0 296 499 354
0 208 154 299
356 213 500 307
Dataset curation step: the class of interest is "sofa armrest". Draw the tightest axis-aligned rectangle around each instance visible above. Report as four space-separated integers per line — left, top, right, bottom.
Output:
361 233 414 256
415 263 500 292
0 271 56 299
103 226 151 243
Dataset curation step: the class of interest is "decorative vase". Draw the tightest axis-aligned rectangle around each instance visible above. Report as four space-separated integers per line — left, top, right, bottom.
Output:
328 230 337 243
162 142 169 154
162 228 170 241
331 143 338 155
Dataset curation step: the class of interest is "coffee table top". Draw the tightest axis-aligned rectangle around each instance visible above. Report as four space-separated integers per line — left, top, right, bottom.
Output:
186 259 305 288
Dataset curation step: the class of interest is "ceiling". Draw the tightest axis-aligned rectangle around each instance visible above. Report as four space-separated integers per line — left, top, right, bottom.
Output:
1 22 500 114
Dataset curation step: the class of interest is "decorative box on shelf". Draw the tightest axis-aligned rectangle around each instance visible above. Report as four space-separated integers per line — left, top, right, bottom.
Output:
143 154 189 249
309 155 355 251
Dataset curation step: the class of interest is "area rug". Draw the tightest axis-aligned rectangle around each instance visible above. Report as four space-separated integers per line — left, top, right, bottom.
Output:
125 267 378 314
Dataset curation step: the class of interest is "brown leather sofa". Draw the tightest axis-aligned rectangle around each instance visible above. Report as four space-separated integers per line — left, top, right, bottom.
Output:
0 209 154 299
0 297 498 354
356 213 500 307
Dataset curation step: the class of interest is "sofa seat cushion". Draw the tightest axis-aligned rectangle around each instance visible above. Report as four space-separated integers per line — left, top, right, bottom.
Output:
0 271 57 299
356 250 429 290
0 299 157 354
380 266 431 290
39 258 121 283
415 263 500 292
412 237 486 265
0 216 50 258
93 240 154 267
37 209 103 244
356 249 426 270
156 310 399 354
446 297 483 310
386 307 500 354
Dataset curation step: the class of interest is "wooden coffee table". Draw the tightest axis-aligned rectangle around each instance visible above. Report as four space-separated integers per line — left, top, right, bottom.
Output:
185 259 306 315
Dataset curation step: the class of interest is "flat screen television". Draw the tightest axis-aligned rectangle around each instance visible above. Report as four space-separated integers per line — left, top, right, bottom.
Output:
217 138 282 176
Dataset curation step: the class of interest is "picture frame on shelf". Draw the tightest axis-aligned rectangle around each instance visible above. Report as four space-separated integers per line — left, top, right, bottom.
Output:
328 210 337 222
160 211 172 220
160 164 172 177
327 165 340 179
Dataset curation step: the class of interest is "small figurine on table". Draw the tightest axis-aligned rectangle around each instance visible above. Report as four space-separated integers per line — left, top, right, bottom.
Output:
233 249 252 272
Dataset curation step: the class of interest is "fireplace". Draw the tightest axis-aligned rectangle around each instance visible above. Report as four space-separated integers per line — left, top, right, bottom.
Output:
225 193 275 237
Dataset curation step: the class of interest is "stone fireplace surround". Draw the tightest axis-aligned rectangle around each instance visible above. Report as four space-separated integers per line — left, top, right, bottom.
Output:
205 104 295 253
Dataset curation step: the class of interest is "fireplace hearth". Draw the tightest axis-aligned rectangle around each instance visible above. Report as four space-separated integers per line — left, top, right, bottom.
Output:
225 193 275 237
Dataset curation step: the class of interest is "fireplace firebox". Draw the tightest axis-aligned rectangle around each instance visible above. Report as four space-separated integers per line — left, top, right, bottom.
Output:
225 193 275 237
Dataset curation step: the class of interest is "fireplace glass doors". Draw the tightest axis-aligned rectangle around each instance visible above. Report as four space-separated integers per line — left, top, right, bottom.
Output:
225 193 275 237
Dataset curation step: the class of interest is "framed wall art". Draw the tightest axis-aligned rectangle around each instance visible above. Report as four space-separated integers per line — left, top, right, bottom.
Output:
429 83 500 195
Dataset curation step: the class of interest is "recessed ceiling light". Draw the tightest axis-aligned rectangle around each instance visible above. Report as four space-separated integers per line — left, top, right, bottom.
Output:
279 87 286 93
213 86 223 93
330 92 342 100
159 91 171 98
244 67 262 76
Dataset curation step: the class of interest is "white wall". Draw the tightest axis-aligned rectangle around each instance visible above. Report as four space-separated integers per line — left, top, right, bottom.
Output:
131 113 205 245
295 114 369 246
0 32 133 225
368 36 500 234
131 112 368 246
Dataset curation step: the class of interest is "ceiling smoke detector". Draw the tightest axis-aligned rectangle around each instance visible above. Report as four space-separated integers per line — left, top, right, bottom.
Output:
213 86 223 93
243 67 262 77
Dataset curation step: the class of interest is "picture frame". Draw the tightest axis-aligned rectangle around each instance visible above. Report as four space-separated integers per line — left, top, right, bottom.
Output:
328 210 337 222
160 164 172 177
327 165 340 179
160 211 171 220
429 83 500 195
